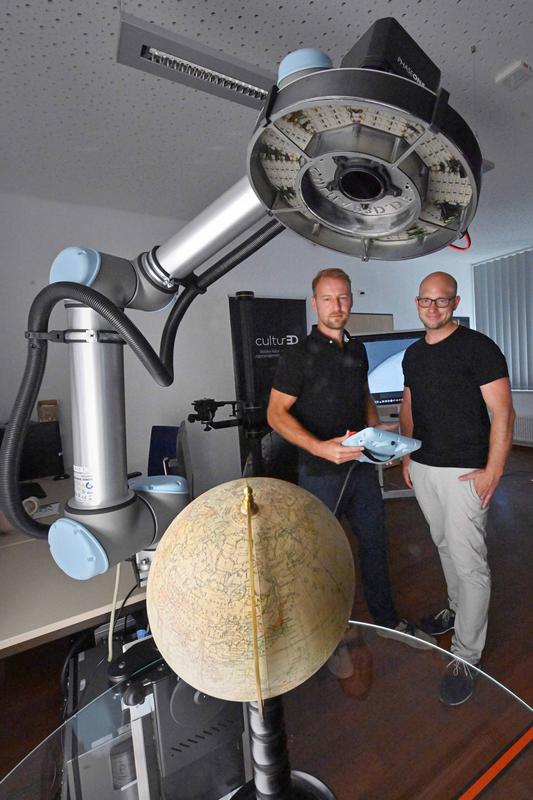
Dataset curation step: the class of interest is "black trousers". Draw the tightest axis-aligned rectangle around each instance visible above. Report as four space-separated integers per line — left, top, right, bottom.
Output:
298 461 399 628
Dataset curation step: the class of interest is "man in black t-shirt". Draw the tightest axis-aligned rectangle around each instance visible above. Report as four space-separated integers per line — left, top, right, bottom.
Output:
268 268 435 665
401 271 515 706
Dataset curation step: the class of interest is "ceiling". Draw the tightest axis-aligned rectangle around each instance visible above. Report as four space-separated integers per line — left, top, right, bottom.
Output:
2 0 533 263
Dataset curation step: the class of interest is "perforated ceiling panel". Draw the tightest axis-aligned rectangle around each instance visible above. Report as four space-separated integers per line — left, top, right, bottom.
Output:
1 0 533 252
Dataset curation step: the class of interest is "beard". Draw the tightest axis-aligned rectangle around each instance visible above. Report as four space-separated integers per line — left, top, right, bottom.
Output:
419 311 454 330
322 313 349 330
423 318 452 330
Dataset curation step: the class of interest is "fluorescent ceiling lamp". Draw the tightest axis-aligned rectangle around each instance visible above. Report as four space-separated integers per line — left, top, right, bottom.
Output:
117 13 275 109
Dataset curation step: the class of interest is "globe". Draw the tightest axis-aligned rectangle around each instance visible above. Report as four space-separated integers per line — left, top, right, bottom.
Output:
147 477 355 703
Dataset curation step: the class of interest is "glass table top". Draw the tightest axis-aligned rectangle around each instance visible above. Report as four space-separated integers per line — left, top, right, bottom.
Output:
1 622 531 800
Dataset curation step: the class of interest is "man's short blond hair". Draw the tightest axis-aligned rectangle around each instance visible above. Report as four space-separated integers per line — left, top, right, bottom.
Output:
312 268 352 295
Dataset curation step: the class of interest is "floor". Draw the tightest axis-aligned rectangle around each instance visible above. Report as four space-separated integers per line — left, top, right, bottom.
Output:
287 445 533 799
0 447 531 796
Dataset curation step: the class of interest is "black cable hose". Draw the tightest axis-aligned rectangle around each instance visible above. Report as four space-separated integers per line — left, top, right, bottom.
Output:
159 218 284 367
0 219 285 542
0 338 50 538
0 282 174 540
29 282 173 385
60 628 95 699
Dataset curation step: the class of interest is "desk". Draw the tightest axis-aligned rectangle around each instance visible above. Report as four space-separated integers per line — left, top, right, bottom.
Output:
0 478 145 658
376 407 415 499
377 462 415 499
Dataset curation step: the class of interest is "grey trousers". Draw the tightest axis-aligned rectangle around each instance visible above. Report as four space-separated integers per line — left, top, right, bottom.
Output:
409 460 490 664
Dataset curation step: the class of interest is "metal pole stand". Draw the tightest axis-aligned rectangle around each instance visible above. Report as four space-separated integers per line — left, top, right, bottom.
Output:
233 697 336 800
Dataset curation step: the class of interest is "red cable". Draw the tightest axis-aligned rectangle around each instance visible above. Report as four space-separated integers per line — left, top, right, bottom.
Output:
448 230 471 251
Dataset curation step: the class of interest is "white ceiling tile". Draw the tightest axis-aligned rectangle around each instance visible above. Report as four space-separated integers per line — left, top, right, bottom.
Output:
1 0 532 261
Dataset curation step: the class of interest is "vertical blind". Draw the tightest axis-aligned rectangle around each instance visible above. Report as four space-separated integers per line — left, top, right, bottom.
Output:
473 248 533 390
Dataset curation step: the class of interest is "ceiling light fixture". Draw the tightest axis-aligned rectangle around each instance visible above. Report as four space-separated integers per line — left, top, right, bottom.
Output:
117 15 483 262
141 46 269 103
247 19 483 261
117 13 274 109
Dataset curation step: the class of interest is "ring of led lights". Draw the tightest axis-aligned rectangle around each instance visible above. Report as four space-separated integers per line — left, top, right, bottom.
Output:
247 68 482 260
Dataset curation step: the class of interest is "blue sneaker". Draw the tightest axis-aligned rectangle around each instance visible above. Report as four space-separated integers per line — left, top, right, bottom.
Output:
419 608 455 636
439 658 479 706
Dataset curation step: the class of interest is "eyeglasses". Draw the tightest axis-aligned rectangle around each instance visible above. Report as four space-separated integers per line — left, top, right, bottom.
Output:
416 296 456 308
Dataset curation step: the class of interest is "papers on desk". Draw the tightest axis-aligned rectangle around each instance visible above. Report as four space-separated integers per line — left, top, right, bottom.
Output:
33 502 60 519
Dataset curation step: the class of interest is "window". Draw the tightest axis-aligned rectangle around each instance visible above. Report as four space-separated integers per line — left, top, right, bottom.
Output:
473 248 533 390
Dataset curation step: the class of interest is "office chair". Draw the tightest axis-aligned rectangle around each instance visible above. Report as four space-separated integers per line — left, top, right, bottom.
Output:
147 422 195 499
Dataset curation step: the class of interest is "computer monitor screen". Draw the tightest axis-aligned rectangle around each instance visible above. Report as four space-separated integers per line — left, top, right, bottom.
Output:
0 420 65 480
356 330 425 405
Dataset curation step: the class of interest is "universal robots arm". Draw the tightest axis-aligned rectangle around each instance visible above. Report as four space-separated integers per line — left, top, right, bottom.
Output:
0 179 281 579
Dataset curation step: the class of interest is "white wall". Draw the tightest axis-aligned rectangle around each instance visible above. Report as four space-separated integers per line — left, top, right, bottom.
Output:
1 192 529 500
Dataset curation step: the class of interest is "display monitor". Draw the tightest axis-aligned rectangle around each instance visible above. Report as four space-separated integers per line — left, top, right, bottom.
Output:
356 330 425 405
0 420 65 480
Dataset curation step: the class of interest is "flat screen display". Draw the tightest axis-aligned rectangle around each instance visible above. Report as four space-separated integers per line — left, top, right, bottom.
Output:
0 420 65 480
356 330 425 405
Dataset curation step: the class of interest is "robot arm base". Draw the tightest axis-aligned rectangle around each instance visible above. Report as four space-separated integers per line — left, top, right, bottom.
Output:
49 478 189 580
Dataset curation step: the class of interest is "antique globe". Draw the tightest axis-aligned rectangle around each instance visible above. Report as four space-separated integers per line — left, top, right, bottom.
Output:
146 477 355 703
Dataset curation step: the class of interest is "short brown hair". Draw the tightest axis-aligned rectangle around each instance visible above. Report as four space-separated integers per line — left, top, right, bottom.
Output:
312 268 352 296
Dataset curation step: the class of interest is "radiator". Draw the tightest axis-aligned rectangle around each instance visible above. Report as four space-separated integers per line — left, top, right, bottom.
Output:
513 415 533 446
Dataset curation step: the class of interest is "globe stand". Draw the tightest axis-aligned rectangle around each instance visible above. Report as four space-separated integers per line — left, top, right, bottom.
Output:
233 697 336 800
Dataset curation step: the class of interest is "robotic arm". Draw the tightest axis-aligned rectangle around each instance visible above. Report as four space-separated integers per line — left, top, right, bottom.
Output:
0 180 279 579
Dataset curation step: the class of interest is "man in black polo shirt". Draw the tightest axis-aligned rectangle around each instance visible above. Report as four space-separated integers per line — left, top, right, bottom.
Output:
401 271 515 705
268 268 433 658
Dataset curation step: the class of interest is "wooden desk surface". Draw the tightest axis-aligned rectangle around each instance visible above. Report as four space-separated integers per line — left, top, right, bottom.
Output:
0 477 145 658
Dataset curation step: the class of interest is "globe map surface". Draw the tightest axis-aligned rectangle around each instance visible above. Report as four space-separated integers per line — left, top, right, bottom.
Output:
147 477 355 702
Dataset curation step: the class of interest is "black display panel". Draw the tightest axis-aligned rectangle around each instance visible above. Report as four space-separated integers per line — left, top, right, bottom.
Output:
0 420 65 480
